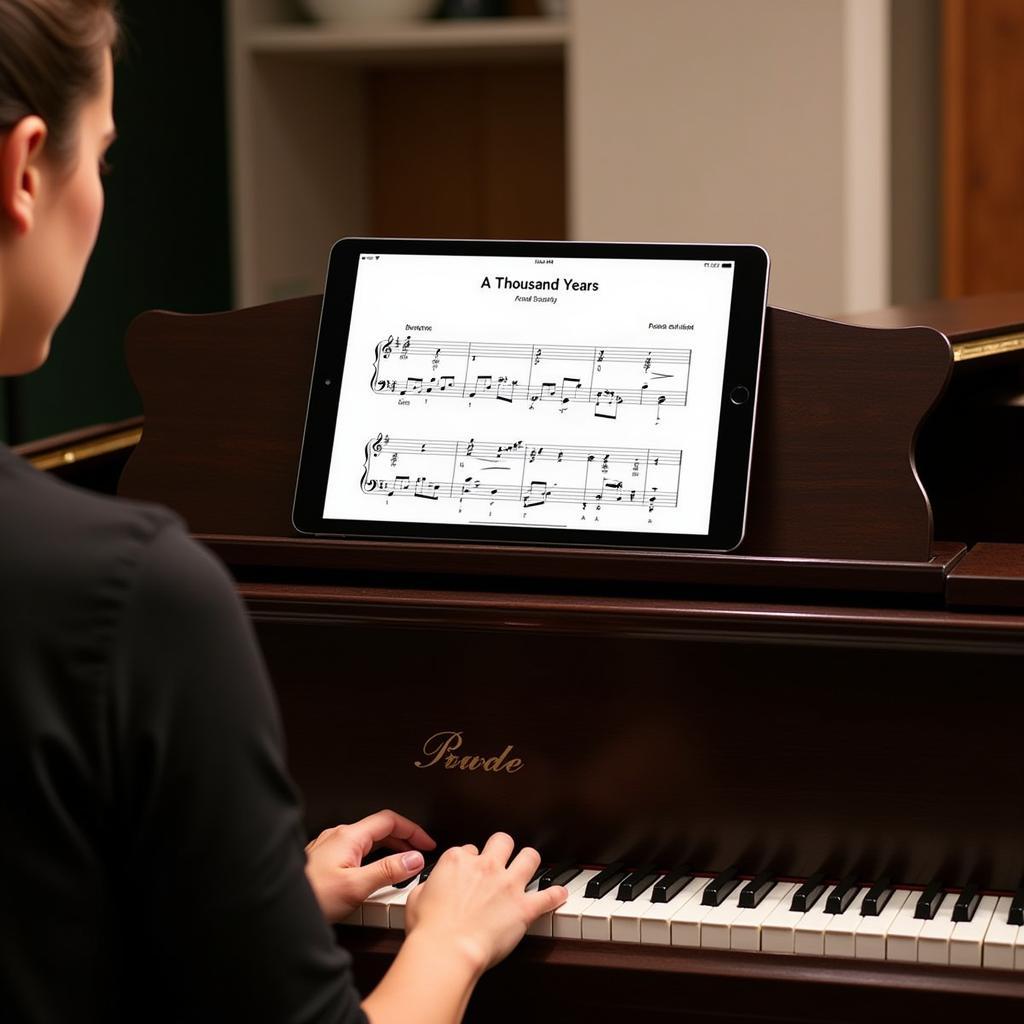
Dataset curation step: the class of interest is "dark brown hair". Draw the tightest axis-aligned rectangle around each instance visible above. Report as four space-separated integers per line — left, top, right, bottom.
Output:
0 0 119 161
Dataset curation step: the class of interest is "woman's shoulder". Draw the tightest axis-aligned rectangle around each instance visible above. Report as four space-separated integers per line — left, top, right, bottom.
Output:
0 445 193 608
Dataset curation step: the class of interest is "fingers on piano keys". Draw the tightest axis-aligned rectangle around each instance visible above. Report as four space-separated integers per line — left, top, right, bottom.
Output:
343 862 1024 970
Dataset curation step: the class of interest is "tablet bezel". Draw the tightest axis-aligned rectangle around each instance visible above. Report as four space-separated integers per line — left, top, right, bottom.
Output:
293 237 768 553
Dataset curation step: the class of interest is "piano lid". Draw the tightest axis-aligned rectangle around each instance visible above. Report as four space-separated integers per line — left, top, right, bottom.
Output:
839 291 1024 365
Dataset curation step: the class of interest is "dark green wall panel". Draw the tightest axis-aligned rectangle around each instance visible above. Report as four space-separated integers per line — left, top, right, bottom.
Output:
8 0 232 443
0 381 8 444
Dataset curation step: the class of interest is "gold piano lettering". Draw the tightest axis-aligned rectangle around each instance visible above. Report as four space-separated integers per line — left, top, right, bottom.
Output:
414 730 524 773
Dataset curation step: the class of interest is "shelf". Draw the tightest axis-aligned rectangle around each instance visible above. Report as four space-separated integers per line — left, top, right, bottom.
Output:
204 535 966 597
247 17 567 64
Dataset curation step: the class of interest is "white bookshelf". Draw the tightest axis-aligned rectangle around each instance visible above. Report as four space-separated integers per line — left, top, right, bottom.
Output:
246 17 567 63
227 0 938 314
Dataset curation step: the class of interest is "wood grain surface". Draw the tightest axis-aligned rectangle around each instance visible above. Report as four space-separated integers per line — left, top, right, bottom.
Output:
947 542 1024 608
110 292 1024 1016
840 290 1024 342
119 297 951 564
942 0 1024 297
338 928 1024 1023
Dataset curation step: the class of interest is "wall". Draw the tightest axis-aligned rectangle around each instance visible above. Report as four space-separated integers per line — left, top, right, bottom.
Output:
569 0 939 317
890 0 940 306
1 0 232 444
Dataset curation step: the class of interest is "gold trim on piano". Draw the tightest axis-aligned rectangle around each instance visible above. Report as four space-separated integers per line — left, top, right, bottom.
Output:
952 330 1024 362
28 427 143 471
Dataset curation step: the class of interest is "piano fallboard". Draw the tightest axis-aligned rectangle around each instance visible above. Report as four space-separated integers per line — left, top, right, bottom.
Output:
250 585 1024 892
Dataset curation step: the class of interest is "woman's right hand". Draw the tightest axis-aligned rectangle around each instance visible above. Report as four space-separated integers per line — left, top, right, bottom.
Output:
404 832 568 975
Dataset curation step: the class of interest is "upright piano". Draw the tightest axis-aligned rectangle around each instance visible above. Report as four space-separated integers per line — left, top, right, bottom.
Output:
20 292 1024 1022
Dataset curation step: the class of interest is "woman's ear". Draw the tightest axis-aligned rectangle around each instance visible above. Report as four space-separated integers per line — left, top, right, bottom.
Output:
0 116 48 235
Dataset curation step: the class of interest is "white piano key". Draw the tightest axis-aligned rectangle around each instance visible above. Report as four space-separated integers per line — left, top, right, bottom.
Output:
731 882 796 952
823 888 869 959
610 891 652 944
387 883 416 930
917 894 956 965
854 889 911 961
981 896 1019 970
529 869 597 937
886 891 930 962
792 885 838 956
671 880 730 948
639 877 709 946
361 884 408 929
552 870 603 939
761 888 813 954
341 905 363 926
699 885 747 949
949 894 998 967
610 873 675 943
581 890 624 942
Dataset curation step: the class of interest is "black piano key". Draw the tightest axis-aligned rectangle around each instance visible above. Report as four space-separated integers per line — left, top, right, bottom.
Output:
914 879 945 920
790 871 827 913
860 877 894 917
738 870 776 909
617 865 659 902
701 865 741 907
1010 887 1024 927
528 863 548 887
651 866 694 904
538 862 581 891
825 874 860 915
952 883 982 923
418 858 438 884
585 862 629 899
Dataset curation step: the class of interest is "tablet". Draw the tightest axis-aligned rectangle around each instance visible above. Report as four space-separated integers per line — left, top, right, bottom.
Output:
293 238 768 552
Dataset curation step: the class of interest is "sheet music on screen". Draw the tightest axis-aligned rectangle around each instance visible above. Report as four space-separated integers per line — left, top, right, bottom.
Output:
323 252 736 535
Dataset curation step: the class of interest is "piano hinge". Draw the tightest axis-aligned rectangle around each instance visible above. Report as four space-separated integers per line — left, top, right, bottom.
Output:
952 330 1024 362
26 427 143 471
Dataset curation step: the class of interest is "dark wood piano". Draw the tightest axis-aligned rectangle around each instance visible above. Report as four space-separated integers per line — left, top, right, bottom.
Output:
19 293 1024 1022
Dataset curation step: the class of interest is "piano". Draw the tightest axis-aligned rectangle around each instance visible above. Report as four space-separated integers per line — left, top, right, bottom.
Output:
19 292 1024 1021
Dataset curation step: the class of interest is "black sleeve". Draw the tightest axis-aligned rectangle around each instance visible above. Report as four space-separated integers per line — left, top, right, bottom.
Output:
111 521 367 1024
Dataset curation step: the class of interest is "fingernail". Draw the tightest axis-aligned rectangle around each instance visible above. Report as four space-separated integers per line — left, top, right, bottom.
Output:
402 851 424 872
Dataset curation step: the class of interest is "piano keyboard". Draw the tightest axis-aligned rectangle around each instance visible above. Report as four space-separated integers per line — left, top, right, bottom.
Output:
343 864 1024 970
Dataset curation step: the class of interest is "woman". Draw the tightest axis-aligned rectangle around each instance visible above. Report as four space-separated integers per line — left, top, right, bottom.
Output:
0 2 567 1021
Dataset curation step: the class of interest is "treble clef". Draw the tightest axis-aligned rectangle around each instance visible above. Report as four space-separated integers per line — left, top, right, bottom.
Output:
371 432 384 455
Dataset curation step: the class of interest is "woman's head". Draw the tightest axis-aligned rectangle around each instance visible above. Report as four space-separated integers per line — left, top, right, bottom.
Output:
0 0 119 375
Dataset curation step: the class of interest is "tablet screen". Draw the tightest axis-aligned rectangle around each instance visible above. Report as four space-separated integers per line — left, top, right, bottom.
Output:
321 251 740 537
294 238 767 551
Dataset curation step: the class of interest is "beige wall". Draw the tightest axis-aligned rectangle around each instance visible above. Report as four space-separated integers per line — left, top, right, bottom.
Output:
568 0 933 316
889 0 940 307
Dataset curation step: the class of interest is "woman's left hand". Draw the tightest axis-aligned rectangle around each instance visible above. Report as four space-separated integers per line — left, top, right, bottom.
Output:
305 809 437 923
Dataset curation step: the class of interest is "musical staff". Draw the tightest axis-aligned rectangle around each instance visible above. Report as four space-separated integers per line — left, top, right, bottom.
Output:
369 336 691 421
360 433 683 513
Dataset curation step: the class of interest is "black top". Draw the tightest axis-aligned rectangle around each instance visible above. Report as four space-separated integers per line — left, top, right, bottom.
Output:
0 446 366 1023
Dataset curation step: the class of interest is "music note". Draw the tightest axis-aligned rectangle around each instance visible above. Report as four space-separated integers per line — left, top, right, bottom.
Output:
359 434 682 514
367 336 691 422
